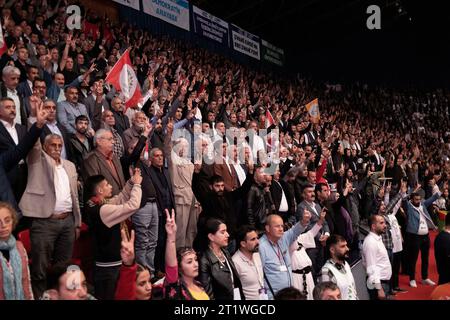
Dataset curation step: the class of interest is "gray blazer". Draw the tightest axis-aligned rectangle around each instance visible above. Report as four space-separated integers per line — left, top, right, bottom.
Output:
19 141 81 227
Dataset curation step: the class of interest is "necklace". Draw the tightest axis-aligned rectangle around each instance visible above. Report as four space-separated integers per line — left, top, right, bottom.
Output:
210 246 225 263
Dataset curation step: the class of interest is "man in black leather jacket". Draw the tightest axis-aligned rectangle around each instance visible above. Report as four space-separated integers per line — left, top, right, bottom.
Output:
247 166 276 234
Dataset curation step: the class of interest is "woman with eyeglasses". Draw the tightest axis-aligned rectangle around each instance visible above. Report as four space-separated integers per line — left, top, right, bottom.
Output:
0 202 33 300
164 209 209 300
198 218 245 300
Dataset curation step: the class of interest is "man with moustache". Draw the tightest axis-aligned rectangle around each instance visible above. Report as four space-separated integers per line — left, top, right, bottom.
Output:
70 115 93 175
320 234 358 300
232 225 266 300
0 97 28 203
150 118 164 150
109 96 130 138
122 111 148 152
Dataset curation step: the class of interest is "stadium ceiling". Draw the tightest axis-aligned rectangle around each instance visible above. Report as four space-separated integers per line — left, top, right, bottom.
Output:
190 0 450 84
190 1 448 51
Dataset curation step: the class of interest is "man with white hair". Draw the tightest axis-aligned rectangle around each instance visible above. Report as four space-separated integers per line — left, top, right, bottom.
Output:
0 65 27 125
83 129 126 196
20 133 81 298
122 111 148 152
165 121 197 248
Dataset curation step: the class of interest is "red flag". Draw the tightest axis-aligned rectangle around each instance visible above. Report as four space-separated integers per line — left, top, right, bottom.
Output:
105 49 142 109
265 110 275 128
0 23 7 56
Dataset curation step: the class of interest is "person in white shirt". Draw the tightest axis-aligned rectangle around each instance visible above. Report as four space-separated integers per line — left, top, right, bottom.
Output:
232 225 267 300
247 121 266 162
19 133 81 298
290 209 326 300
362 214 392 300
321 234 358 300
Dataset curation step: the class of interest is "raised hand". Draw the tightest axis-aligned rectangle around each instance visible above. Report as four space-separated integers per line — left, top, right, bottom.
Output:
143 119 153 137
166 117 174 134
29 95 43 116
87 63 97 75
7 44 16 57
165 209 177 239
131 167 143 185
120 228 135 266
35 100 49 128
385 181 392 194
318 207 327 226
301 209 312 227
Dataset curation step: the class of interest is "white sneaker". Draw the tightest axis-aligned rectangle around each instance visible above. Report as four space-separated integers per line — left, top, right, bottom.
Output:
409 280 417 288
422 279 436 286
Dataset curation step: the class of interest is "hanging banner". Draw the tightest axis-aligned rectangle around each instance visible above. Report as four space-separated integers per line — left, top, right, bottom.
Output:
142 0 190 31
231 24 260 60
112 0 140 11
261 39 284 67
192 5 229 46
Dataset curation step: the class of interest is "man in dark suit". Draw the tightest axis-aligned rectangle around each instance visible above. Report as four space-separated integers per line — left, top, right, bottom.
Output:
270 167 296 223
17 65 39 99
368 145 383 171
0 98 48 213
82 129 126 197
110 96 130 138
144 147 175 276
0 97 28 203
23 77 47 118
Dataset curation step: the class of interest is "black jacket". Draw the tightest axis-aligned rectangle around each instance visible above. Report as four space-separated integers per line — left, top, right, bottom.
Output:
146 164 175 214
247 183 275 231
199 247 245 300
0 123 43 211
70 135 94 174
270 179 296 218
112 108 130 138
0 121 28 200
193 171 253 238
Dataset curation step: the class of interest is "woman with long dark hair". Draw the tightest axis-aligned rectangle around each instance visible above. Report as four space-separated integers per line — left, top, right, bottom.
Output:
198 218 245 300
164 209 209 300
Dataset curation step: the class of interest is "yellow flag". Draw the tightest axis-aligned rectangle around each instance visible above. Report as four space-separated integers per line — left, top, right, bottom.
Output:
305 98 320 123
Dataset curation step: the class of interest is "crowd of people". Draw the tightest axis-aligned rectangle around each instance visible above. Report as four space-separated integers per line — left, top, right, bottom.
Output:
0 0 449 301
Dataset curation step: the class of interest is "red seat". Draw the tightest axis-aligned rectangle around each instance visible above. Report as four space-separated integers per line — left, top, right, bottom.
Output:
18 229 31 254
17 224 90 267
